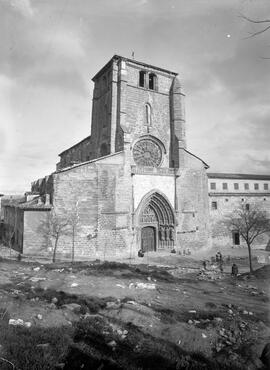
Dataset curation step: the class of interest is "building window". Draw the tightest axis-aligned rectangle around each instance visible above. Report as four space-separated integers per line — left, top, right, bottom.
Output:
244 183 249 190
232 231 240 245
103 104 108 127
100 143 109 157
245 203 250 211
211 201 217 210
264 183 269 190
222 183 228 190
254 183 259 190
210 182 216 190
149 73 157 90
234 183 239 190
139 71 146 87
145 103 152 125
103 75 107 90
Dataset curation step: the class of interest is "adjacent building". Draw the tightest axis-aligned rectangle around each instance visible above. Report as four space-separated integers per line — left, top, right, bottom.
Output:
208 173 270 248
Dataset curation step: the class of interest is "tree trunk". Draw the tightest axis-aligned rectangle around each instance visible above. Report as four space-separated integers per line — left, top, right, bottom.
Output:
9 231 15 257
247 241 253 273
71 228 75 264
52 236 59 263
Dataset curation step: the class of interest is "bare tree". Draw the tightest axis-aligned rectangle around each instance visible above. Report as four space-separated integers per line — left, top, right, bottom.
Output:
6 227 15 257
224 203 270 273
68 201 80 264
47 211 69 263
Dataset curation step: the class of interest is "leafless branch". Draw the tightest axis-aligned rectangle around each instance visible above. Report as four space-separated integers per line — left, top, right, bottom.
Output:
0 308 8 320
0 357 15 369
245 25 270 39
223 203 270 272
240 14 270 39
240 15 270 24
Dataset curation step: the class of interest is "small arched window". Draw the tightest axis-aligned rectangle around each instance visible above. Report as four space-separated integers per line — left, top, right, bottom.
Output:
139 71 146 87
145 103 152 125
100 143 109 157
103 76 107 90
103 105 108 127
149 73 157 90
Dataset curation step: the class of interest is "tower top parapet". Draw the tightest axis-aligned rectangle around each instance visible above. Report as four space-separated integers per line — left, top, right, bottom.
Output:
92 55 178 81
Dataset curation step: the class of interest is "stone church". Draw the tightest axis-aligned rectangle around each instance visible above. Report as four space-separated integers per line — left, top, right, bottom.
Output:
5 55 212 258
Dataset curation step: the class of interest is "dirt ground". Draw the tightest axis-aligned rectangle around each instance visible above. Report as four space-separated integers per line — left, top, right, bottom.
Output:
0 246 270 369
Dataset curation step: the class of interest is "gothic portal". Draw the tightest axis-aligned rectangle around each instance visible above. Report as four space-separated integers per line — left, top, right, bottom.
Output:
138 192 175 252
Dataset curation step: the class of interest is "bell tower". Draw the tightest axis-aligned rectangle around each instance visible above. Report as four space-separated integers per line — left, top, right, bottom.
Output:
90 55 186 169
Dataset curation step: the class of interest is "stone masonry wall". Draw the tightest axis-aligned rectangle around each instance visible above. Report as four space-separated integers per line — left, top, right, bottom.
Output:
3 206 24 253
133 174 174 210
125 64 174 168
23 210 50 255
51 152 133 260
58 136 93 169
176 152 211 252
210 195 270 249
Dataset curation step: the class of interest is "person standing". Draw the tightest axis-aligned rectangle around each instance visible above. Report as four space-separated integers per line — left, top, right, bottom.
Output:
231 263 238 277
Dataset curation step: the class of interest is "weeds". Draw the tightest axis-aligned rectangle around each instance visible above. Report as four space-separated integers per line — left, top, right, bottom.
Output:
66 316 246 369
42 260 176 282
26 287 117 313
0 316 73 370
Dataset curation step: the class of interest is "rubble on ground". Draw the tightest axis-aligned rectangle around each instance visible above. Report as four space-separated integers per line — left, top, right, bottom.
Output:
62 303 81 313
169 267 197 277
197 269 224 281
9 318 32 327
129 282 156 290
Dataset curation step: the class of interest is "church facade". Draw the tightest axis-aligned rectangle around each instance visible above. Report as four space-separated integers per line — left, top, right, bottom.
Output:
18 55 211 258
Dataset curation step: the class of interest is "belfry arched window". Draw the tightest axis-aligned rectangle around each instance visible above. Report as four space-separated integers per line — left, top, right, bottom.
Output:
149 73 157 90
145 103 152 125
139 71 146 87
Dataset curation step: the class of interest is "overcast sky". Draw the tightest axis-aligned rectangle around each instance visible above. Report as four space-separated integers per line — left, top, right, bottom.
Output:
1 0 270 193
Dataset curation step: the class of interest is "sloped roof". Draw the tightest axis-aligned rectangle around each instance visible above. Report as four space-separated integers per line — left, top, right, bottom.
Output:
207 173 270 180
4 196 51 211
184 149 209 169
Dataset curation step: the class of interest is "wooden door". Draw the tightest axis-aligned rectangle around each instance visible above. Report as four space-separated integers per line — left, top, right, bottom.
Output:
141 226 156 252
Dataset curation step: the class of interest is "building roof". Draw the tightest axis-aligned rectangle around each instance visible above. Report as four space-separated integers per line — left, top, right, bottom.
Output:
1 195 25 207
56 150 124 173
59 135 91 156
184 149 209 169
3 196 52 211
92 55 178 81
207 173 270 180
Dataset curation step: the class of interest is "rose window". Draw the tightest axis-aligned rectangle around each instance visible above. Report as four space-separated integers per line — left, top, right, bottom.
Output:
133 139 162 167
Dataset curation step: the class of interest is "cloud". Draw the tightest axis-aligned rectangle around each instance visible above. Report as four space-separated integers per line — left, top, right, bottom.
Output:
0 74 15 154
243 155 270 173
27 67 87 95
9 0 34 17
0 0 86 83
1 0 270 192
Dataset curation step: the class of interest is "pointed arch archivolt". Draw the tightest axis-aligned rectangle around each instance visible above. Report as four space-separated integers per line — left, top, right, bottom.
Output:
135 190 175 250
